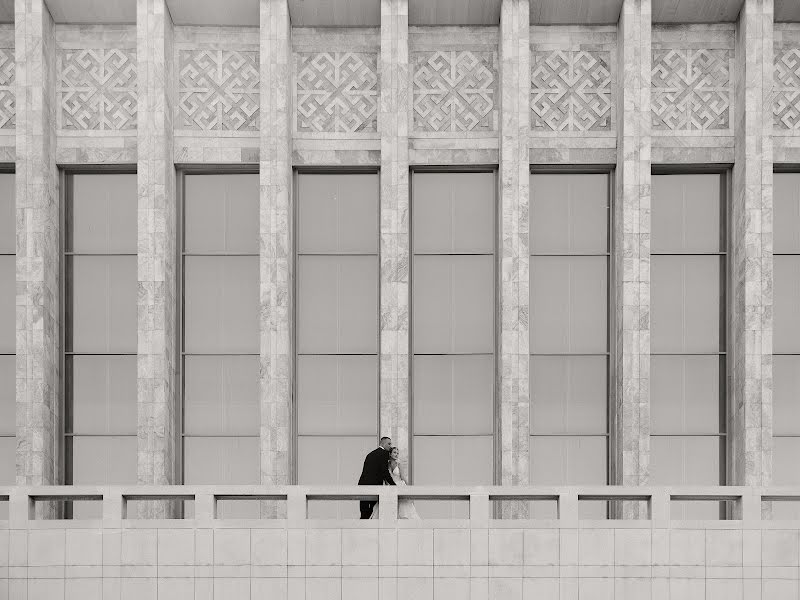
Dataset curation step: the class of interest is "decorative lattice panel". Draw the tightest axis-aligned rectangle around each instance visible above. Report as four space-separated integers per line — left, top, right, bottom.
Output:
295 52 379 133
530 50 612 132
651 48 732 131
178 49 259 131
775 45 800 131
59 48 137 130
412 50 497 132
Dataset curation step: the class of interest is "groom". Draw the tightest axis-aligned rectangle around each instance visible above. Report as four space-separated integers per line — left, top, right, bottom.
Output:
357 436 396 519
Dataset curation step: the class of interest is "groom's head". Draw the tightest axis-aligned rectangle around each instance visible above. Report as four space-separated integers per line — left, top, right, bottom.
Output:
379 436 392 450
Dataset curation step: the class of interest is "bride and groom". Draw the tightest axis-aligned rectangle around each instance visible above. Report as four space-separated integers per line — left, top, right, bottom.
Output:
357 436 419 519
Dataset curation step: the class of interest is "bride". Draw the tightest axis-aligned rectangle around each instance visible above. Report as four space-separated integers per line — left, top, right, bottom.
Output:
370 447 420 519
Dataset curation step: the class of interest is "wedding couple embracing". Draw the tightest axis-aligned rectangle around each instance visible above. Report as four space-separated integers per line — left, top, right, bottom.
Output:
357 436 420 520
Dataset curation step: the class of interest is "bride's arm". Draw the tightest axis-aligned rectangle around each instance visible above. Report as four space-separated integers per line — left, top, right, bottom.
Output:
398 464 407 484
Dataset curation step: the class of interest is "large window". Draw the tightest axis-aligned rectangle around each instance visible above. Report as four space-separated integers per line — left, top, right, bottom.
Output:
529 173 609 518
181 173 260 517
296 173 379 518
411 171 495 518
650 173 726 519
65 174 138 516
773 172 800 517
0 173 13 505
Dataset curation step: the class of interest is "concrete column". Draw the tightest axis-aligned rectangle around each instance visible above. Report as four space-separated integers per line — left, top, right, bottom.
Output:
136 0 178 513
259 0 293 488
14 0 59 487
730 0 774 487
612 0 652 506
498 0 530 515
379 0 410 467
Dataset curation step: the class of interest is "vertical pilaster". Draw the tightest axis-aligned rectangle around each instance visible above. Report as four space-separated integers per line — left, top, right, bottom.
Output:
260 0 293 487
379 0 410 465
14 0 59 486
136 0 178 508
613 0 652 504
498 0 530 500
731 0 774 487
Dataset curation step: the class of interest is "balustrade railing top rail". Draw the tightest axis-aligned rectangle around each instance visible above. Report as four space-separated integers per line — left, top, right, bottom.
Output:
4 486 800 524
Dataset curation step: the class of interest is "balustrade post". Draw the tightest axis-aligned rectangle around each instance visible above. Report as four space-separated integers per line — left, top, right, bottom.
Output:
102 489 123 525
379 489 398 524
287 488 306 522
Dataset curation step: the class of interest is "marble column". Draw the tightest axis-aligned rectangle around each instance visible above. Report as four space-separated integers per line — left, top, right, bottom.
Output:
259 0 293 489
379 0 410 466
613 0 652 508
136 0 178 513
498 0 530 510
14 0 59 487
730 0 774 488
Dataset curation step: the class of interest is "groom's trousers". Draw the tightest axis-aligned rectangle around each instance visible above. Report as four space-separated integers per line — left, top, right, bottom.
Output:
360 500 376 519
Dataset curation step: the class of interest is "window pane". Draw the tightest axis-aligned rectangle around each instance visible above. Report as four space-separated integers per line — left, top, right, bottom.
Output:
297 355 377 436
412 436 493 519
530 436 606 518
774 437 800 486
183 355 259 436
413 355 493 435
0 255 13 353
69 355 136 435
298 436 376 519
530 173 608 254
773 355 800 436
184 174 259 254
651 255 720 353
0 436 13 485
412 172 495 254
651 355 721 435
184 256 259 353
297 255 378 354
71 436 137 485
652 174 720 253
412 255 493 354
650 436 722 486
0 355 12 435
184 437 260 485
69 255 137 353
530 256 607 353
298 173 378 254
774 173 800 254
531 356 607 435
774 256 800 353
0 173 13 253
70 174 137 254
530 436 606 485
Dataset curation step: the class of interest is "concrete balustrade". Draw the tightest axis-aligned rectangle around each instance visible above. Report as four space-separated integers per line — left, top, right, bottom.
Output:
3 486 800 599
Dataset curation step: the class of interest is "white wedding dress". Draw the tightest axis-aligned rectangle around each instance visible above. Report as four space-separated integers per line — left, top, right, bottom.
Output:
369 465 420 520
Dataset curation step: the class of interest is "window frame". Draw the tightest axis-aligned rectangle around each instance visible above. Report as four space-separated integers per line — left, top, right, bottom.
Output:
60 166 138 497
0 165 14 489
176 166 260 488
409 165 498 488
292 167 381 486
649 165 731 500
528 165 615 500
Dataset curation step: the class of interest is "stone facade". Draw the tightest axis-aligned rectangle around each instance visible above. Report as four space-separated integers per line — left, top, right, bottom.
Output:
14 0 59 489
136 0 178 517
3 0 800 538
613 0 652 510
379 0 411 471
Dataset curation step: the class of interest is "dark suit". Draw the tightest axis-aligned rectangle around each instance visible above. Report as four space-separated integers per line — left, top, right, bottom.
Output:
358 447 396 519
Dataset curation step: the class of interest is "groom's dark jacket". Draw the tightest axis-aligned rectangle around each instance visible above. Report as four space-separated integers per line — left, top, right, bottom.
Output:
358 448 396 486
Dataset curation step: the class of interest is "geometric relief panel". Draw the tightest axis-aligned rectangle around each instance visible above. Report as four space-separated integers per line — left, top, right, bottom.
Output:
0 48 13 129
775 45 800 130
652 48 732 131
295 52 378 133
412 50 497 132
59 48 137 130
178 49 259 131
530 50 612 132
